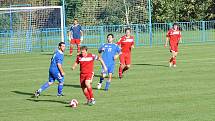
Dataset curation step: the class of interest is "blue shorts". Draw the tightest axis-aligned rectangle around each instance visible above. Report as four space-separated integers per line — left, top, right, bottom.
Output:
102 63 115 75
49 71 64 83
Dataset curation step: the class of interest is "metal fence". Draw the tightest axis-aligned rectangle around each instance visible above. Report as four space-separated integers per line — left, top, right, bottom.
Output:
0 20 214 54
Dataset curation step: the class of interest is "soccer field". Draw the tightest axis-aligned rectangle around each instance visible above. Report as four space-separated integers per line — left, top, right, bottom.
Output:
0 43 215 121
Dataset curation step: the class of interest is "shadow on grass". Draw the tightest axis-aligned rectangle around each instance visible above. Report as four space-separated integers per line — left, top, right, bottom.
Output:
11 90 52 97
132 63 168 67
26 99 68 104
64 84 80 88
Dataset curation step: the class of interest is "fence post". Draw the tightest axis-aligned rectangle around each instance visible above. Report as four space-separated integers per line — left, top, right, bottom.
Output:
202 21 205 42
135 24 139 46
100 26 105 45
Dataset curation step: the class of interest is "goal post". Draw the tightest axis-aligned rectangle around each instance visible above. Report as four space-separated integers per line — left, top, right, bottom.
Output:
0 6 65 54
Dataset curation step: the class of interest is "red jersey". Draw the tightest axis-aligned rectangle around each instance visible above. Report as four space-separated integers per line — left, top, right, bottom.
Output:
117 35 134 53
76 53 98 74
166 29 181 44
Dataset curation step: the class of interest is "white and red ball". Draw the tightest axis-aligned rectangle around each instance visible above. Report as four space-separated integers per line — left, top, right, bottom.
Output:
70 99 78 108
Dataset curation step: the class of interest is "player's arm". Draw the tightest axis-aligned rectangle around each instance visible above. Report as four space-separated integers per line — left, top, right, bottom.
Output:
80 26 83 42
71 62 78 70
114 46 121 60
57 63 65 76
97 56 107 72
165 32 170 47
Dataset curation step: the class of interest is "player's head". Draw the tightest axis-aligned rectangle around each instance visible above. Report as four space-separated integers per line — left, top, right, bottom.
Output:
125 28 131 36
107 34 114 43
80 46 88 56
58 42 66 52
173 23 179 30
74 18 78 25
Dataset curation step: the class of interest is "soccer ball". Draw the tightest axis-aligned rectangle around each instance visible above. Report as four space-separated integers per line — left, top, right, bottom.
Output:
70 99 78 108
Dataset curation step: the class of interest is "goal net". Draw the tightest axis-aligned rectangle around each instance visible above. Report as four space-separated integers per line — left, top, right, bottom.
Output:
0 6 64 54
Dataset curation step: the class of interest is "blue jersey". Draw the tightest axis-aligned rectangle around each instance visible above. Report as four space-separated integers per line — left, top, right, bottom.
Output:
49 50 64 75
98 43 121 66
70 24 82 39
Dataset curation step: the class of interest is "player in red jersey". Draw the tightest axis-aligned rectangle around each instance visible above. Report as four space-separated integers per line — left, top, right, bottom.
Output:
165 23 182 67
117 28 134 79
72 46 107 105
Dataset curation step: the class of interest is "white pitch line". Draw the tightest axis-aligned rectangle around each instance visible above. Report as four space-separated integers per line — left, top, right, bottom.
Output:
0 57 215 72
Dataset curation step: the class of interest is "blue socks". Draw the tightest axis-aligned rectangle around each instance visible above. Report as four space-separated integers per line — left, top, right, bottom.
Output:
105 81 110 91
38 82 50 93
99 76 104 84
58 84 63 95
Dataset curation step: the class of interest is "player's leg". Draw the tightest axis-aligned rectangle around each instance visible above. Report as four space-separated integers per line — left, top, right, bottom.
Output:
97 66 107 89
34 73 54 97
70 39 75 55
105 64 114 91
56 73 64 96
122 54 131 73
119 54 126 79
76 39 81 54
170 44 178 67
85 79 95 105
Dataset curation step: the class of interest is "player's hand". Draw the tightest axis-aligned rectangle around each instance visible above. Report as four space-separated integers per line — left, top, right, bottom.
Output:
61 72 65 76
80 36 83 42
164 43 167 48
103 66 108 72
114 55 119 60
71 66 75 70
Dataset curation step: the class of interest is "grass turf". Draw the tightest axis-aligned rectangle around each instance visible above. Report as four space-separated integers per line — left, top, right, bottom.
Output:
0 43 215 121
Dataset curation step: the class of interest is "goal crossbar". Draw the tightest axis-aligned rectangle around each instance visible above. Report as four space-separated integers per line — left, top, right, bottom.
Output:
0 6 65 42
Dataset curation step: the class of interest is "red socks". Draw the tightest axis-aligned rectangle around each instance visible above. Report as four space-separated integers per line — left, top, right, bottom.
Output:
87 87 94 99
172 57 176 65
83 88 90 100
69 47 73 55
119 66 122 77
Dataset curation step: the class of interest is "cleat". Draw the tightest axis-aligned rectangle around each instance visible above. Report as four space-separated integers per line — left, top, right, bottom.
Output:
88 98 96 106
97 83 102 90
57 93 64 97
173 64 176 68
104 88 108 91
34 90 40 98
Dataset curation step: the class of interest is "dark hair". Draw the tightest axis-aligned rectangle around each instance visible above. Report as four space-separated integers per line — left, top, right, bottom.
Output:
173 23 179 26
125 28 131 33
107 34 114 38
74 18 78 21
58 42 65 47
81 46 88 51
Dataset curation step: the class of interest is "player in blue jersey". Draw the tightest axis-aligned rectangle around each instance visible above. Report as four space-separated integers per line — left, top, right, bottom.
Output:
34 42 66 98
68 18 83 56
97 34 121 91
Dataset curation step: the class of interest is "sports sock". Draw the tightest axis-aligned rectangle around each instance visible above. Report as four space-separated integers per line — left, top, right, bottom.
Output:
87 87 94 99
83 88 91 100
119 66 122 77
105 81 110 90
39 82 50 93
99 76 104 84
70 47 73 55
77 45 81 53
58 84 63 95
173 57 176 65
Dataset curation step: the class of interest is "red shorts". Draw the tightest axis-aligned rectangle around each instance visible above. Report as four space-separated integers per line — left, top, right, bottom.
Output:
170 42 179 52
80 73 94 88
120 52 131 65
70 39 81 45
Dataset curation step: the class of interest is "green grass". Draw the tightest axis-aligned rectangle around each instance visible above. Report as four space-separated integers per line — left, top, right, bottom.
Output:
0 43 215 121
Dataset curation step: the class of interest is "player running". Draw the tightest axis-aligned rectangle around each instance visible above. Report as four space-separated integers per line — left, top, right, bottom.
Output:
117 28 135 79
165 23 182 67
97 34 121 91
34 42 66 98
72 46 107 105
68 18 83 56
